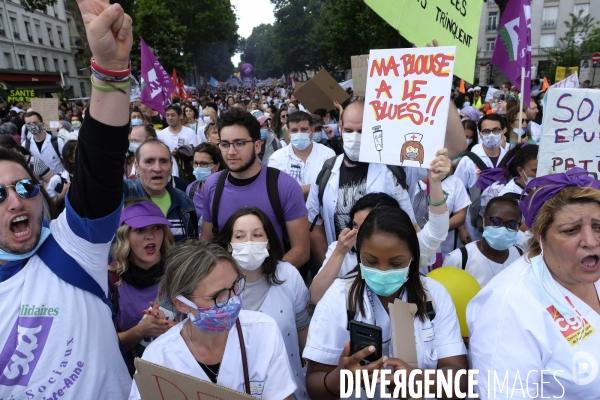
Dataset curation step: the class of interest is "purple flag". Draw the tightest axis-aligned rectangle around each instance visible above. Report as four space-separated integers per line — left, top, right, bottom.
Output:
491 0 531 102
140 37 175 117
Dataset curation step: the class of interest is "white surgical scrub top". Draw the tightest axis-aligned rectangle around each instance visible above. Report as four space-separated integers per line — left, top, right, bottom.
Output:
129 311 296 399
467 256 600 399
304 276 466 399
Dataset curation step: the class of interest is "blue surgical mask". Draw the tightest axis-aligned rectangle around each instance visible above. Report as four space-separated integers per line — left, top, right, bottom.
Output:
406 152 418 159
312 130 322 142
129 142 141 153
0 227 51 262
131 118 143 126
482 226 518 251
193 167 212 182
260 129 269 140
360 262 410 297
482 133 502 149
466 138 473 147
274 99 280 105
290 133 311 150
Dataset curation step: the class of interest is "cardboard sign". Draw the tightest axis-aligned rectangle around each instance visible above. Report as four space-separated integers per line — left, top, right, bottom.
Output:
550 72 579 89
292 68 350 113
133 358 254 400
360 46 455 167
351 55 369 96
364 0 483 82
537 88 600 177
30 98 60 131
389 298 418 367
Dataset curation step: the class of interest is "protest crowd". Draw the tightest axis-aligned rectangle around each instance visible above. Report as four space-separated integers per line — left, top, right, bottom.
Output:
0 0 599 399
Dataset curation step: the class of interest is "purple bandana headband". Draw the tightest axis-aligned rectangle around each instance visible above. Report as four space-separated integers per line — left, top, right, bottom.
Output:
460 106 480 123
519 167 600 228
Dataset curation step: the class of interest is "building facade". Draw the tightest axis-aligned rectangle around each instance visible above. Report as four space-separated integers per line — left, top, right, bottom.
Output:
0 0 90 104
477 0 600 86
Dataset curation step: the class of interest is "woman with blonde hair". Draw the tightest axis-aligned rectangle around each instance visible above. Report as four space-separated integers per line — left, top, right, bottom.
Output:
128 241 296 399
468 167 600 398
109 198 176 374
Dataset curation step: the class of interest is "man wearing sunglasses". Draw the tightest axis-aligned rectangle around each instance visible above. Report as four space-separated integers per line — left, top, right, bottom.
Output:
0 1 133 398
443 197 523 287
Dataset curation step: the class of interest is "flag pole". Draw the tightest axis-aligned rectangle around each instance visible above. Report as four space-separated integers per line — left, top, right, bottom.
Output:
518 66 525 142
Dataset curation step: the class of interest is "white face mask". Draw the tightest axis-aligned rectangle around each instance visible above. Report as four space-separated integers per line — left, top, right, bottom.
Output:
342 132 362 162
482 133 502 149
204 116 212 124
231 241 269 271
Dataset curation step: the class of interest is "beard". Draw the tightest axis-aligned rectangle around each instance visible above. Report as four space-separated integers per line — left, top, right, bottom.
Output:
343 152 360 166
0 213 43 255
229 151 257 173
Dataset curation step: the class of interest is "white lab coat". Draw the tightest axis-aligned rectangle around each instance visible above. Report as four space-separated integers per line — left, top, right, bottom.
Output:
467 256 600 398
306 154 416 245
304 276 466 399
129 311 297 399
443 242 522 287
498 178 524 197
250 261 310 400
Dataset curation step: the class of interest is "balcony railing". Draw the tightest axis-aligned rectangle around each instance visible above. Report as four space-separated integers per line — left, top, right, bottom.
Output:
543 19 557 28
486 24 498 31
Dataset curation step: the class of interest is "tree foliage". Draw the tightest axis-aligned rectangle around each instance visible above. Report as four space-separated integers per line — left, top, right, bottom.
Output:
240 24 280 78
544 11 597 79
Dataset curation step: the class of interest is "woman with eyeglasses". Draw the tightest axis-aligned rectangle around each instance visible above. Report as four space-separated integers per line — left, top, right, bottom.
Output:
505 105 535 146
214 207 311 400
186 143 226 235
443 196 523 287
468 168 600 398
128 241 297 399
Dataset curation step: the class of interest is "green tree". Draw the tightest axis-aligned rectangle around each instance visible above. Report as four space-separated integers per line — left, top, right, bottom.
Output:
241 24 281 78
544 11 596 80
132 0 188 73
192 41 236 82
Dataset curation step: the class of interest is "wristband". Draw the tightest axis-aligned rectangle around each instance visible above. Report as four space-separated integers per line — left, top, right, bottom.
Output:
90 57 131 77
90 75 131 93
427 190 449 207
323 371 338 397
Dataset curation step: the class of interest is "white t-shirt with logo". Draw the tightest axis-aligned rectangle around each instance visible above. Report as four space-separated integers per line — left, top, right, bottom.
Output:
157 126 198 152
0 203 131 399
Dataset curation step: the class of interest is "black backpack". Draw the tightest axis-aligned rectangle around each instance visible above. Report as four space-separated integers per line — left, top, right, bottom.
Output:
309 156 407 231
54 175 68 195
211 167 289 250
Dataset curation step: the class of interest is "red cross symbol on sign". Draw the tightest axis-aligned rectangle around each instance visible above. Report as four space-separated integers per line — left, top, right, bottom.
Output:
410 134 418 140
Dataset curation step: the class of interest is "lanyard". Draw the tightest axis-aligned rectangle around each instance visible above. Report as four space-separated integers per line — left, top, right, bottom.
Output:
365 286 394 351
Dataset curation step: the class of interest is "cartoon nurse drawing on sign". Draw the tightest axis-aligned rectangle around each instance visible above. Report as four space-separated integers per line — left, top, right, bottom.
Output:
400 133 424 166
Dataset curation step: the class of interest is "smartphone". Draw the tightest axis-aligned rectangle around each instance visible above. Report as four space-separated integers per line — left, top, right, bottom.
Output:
349 320 383 363
499 94 506 101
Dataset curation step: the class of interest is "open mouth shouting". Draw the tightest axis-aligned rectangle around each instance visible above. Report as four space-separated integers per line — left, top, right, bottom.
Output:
580 255 600 273
145 243 157 255
9 214 32 241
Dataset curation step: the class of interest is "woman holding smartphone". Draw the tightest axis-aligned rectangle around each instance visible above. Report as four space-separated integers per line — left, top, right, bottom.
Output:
304 152 468 399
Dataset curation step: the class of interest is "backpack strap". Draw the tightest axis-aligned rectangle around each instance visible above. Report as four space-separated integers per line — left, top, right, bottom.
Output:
211 171 229 235
50 136 62 160
189 180 201 200
460 247 468 270
387 165 407 189
514 246 524 256
463 152 489 172
266 167 289 250
310 156 337 232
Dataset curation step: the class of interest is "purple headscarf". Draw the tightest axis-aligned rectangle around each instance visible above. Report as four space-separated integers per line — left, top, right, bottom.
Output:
519 168 600 228
460 106 481 123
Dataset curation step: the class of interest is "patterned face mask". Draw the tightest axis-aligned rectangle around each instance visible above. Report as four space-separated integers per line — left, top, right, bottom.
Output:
176 294 242 332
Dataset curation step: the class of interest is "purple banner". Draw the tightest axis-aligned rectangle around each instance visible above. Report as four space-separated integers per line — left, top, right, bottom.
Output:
140 37 176 117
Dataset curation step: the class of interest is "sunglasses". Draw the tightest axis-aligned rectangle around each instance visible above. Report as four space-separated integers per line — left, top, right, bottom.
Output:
0 179 40 204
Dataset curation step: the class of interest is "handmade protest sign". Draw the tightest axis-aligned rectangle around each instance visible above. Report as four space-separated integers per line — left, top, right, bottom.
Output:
550 72 579 89
351 55 369 96
364 0 482 82
537 88 600 177
359 46 455 168
30 98 59 130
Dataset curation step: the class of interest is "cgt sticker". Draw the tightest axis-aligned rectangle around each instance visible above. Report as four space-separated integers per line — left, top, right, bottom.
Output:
0 316 53 386
546 297 595 347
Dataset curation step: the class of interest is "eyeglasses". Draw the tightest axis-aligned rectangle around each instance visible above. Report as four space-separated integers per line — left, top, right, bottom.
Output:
281 115 288 119
189 275 246 308
485 216 520 232
218 139 255 152
192 161 215 168
0 179 40 204
481 127 503 135
513 119 529 124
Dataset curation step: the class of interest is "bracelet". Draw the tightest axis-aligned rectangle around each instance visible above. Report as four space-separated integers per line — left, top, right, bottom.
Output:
323 371 338 397
90 75 131 92
90 57 131 78
427 190 449 207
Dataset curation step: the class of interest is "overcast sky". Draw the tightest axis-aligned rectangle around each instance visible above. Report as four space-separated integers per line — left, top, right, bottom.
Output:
230 0 275 66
